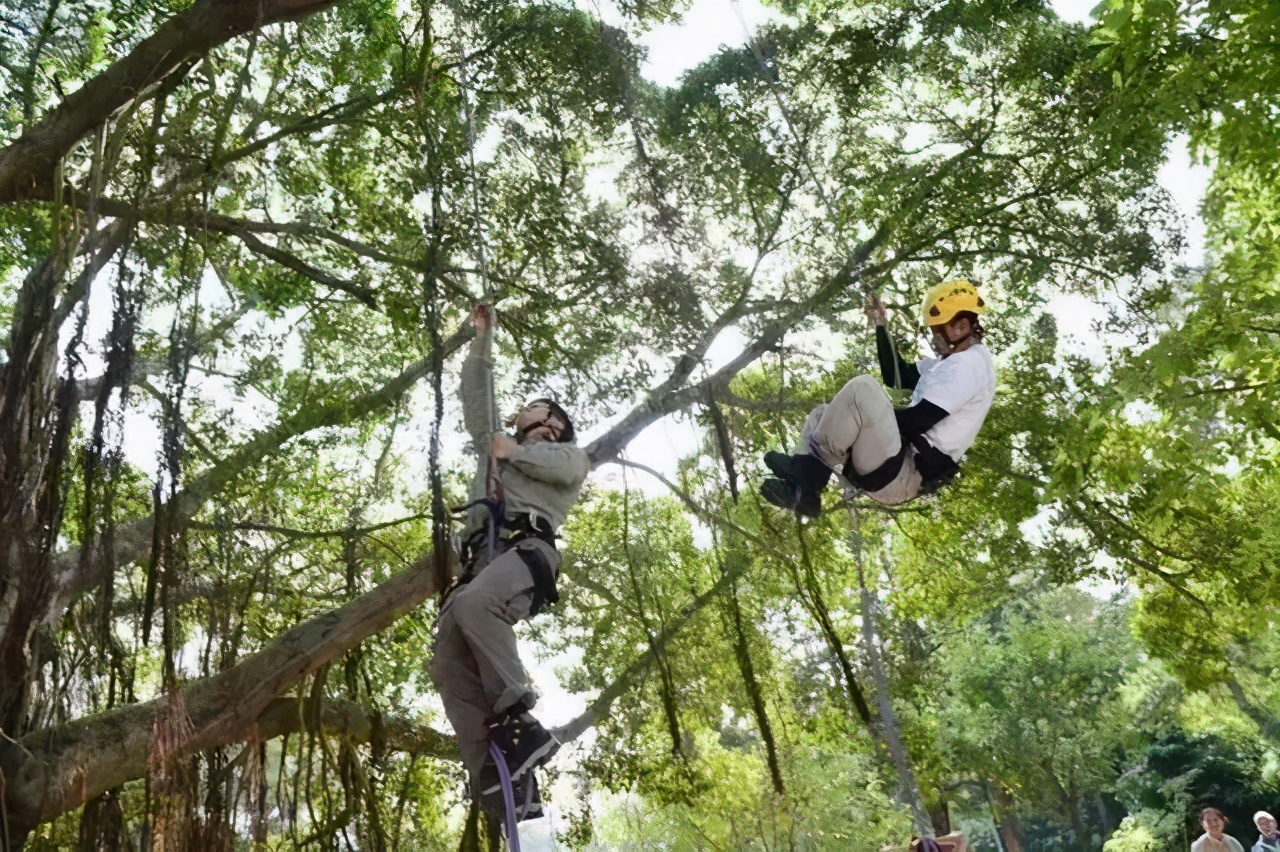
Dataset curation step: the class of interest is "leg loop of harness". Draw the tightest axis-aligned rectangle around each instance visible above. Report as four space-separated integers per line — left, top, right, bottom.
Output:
513 544 559 617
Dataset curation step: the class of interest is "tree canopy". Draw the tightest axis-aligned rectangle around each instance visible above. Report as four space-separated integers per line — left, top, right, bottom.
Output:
0 0 1277 849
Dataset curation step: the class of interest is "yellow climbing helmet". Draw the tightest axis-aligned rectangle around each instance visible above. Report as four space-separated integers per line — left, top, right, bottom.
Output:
921 279 986 327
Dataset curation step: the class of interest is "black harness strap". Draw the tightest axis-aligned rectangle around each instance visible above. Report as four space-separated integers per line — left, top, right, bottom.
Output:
910 436 960 495
513 543 559 617
443 513 561 615
842 442 908 492
841 438 960 496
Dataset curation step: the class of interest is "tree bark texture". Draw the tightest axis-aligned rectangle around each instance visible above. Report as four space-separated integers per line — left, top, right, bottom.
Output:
0 223 131 735
0 554 446 836
0 0 347 204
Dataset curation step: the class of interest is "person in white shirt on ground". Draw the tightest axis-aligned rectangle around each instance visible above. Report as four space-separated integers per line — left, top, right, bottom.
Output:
1192 807 1246 852
761 279 997 518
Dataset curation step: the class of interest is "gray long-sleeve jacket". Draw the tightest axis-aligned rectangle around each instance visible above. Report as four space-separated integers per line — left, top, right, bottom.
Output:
459 331 590 539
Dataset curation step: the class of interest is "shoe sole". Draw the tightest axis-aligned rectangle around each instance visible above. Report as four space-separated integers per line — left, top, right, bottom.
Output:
761 480 821 519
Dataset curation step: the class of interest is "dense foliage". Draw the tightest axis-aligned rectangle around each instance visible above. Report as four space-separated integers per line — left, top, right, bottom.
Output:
0 0 1276 849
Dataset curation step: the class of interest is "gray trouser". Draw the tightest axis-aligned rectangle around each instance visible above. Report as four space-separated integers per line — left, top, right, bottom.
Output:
797 375 922 506
428 537 561 785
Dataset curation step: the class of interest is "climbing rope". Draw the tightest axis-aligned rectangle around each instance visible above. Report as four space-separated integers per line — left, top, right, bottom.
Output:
448 4 506 569
845 499 936 840
488 741 522 851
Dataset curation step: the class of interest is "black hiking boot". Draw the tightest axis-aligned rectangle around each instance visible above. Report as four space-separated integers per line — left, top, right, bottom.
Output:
512 770 544 822
761 478 823 518
760 452 831 518
478 764 545 824
482 705 559 790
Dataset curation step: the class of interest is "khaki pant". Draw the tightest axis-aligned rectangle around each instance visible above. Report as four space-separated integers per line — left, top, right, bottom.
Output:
428 537 560 785
797 375 922 505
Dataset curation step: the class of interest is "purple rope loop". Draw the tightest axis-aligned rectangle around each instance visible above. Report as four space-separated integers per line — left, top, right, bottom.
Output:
488 741 520 851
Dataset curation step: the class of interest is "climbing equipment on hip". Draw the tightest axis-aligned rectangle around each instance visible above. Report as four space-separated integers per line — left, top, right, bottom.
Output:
908 436 959 495
511 541 559 617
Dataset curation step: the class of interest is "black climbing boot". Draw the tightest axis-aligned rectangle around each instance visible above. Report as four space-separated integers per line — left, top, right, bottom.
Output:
761 478 824 518
478 764 544 823
760 452 831 518
482 704 559 791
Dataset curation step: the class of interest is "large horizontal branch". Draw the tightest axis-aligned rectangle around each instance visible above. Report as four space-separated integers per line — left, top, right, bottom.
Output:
9 555 447 830
0 0 348 204
91 198 419 270
82 196 384 309
252 696 456 760
232 229 379 308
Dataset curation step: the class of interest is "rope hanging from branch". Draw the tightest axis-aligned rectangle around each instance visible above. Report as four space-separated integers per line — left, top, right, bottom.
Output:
846 500 935 841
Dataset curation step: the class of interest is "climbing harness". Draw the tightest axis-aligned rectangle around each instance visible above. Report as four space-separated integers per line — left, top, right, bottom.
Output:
488 741 522 851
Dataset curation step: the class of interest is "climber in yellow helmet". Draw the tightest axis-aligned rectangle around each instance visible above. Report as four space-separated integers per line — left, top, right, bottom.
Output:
761 280 996 517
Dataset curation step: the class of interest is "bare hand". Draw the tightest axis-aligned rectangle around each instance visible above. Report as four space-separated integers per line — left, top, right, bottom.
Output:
471 304 493 334
863 291 888 327
490 433 518 459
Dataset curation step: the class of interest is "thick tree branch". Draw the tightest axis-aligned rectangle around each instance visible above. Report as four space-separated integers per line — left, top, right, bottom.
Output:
0 0 349 204
8 555 446 830
252 696 456 759
232 229 379 308
90 197 420 271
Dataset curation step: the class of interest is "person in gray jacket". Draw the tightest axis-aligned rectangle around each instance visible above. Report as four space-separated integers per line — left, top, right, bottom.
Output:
428 305 591 824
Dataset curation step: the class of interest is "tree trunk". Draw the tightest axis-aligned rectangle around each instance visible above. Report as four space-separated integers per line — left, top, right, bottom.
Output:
1095 794 1112 838
1065 780 1088 852
0 254 69 736
928 798 950 837
989 784 1027 852
850 524 930 839
0 223 129 736
723 568 785 795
